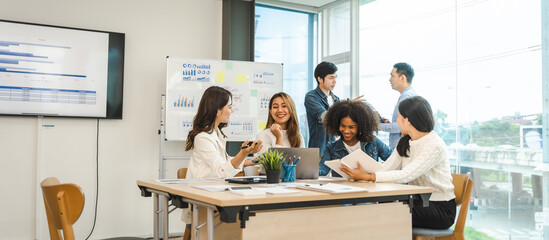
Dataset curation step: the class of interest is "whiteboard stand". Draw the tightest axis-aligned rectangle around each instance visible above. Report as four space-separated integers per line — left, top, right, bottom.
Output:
159 94 166 180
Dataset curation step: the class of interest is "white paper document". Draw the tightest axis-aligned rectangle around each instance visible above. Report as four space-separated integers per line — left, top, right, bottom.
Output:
156 179 217 184
192 185 231 192
296 183 368 194
324 149 385 179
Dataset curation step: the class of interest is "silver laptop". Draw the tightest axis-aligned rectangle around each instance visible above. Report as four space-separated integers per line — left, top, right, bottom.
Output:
269 147 320 179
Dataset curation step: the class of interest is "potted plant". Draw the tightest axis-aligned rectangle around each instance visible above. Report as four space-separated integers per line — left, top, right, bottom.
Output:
257 149 284 183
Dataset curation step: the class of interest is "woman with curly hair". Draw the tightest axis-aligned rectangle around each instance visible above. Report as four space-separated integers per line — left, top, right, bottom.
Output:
319 100 392 176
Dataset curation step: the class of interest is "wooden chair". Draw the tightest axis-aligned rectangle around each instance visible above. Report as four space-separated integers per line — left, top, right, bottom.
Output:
40 177 144 240
412 173 474 240
177 168 188 179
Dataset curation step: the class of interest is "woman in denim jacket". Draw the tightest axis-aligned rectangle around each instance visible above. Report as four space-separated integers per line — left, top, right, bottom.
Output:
319 100 392 176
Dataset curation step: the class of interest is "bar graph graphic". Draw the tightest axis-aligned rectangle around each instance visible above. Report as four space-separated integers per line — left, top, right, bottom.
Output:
0 30 105 110
0 40 85 78
173 95 194 108
0 21 110 117
0 39 92 105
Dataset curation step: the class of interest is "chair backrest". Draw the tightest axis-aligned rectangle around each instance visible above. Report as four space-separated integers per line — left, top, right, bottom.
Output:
177 168 188 179
41 177 85 240
451 173 474 239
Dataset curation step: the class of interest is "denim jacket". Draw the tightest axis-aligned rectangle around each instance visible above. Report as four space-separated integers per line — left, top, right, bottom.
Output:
319 137 393 176
305 86 340 156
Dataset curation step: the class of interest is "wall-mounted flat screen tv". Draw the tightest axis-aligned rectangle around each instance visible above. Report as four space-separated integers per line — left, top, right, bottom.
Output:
0 19 124 119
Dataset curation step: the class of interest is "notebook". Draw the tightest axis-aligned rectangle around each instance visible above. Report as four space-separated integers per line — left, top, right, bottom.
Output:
269 147 320 179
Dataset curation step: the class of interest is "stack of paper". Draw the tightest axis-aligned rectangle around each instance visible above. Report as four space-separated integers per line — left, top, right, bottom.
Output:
296 183 368 194
324 149 385 179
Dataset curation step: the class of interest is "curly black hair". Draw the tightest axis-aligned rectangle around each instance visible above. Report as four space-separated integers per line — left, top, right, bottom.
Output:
323 100 380 143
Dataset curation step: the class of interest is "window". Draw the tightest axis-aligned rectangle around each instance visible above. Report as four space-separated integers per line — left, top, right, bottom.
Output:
255 4 315 145
359 0 542 239
322 2 351 99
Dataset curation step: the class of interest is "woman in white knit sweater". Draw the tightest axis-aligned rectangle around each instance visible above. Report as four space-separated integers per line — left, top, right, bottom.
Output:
340 96 456 229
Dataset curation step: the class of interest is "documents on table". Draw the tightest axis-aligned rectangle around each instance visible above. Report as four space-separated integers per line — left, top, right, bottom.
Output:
192 184 303 195
155 178 217 184
193 185 231 192
296 183 368 194
324 149 385 179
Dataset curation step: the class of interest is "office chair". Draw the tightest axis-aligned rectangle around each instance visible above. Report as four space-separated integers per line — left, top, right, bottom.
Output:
412 173 474 240
40 177 145 240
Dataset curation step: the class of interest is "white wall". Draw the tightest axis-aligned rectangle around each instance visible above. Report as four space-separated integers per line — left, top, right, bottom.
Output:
0 0 222 239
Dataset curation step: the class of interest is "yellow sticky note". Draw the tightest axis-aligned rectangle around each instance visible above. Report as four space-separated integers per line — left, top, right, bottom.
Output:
236 74 247 83
258 121 267 130
216 72 225 82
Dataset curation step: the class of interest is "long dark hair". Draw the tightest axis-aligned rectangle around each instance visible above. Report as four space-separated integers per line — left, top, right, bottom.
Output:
323 100 379 143
265 92 301 147
396 96 434 157
185 86 232 151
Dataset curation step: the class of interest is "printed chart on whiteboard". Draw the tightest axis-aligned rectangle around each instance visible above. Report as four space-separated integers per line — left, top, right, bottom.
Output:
165 57 282 141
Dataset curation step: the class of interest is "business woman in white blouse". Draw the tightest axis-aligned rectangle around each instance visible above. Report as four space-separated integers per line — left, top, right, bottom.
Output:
340 96 456 229
185 86 262 179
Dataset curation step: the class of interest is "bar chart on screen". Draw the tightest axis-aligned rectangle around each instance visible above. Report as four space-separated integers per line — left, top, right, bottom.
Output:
0 20 110 117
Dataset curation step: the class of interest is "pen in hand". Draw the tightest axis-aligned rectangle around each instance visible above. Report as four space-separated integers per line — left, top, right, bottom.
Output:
240 141 253 149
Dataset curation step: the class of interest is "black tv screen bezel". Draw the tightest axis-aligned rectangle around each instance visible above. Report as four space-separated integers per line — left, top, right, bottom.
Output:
0 19 125 119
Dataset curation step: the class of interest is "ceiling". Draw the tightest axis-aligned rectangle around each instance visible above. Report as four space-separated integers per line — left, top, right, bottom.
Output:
267 0 340 8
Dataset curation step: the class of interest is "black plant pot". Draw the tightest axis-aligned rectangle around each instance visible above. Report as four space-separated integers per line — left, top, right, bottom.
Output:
265 169 281 184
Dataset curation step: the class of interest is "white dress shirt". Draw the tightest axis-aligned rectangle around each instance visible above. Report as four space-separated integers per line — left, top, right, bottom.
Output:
187 129 242 179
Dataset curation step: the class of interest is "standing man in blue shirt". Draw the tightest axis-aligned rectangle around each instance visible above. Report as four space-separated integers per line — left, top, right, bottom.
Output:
305 62 340 156
380 62 418 149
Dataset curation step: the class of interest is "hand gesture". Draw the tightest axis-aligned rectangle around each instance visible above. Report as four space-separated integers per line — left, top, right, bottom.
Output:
269 124 283 140
340 162 373 181
243 157 259 167
351 95 366 102
240 140 263 155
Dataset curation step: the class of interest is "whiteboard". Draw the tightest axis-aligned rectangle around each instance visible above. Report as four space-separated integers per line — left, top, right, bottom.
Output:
165 57 283 141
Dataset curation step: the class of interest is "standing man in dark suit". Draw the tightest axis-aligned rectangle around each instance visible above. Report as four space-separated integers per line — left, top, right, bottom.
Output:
304 62 340 156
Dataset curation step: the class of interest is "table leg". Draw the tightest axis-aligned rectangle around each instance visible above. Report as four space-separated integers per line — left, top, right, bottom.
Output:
192 204 199 240
207 207 214 240
162 195 169 240
153 193 159 240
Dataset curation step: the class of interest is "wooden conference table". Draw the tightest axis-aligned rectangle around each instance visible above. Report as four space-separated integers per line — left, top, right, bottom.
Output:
137 179 432 240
